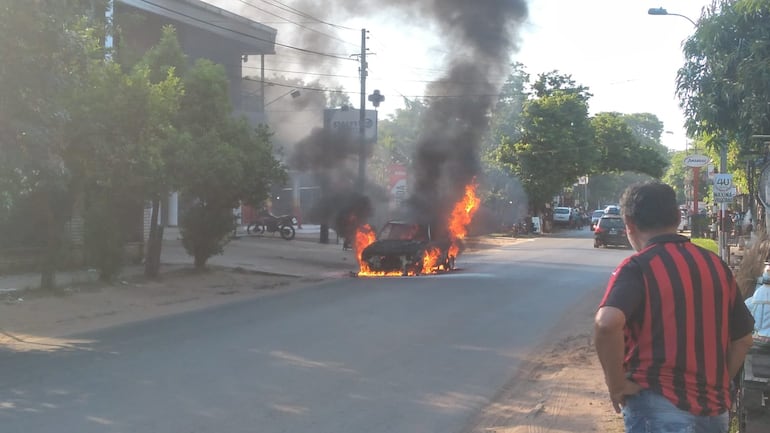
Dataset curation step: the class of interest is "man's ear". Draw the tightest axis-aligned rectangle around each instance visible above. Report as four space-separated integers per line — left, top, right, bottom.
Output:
623 216 637 234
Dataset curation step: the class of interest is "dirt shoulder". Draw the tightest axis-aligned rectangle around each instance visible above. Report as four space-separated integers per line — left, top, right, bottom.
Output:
463 286 623 433
0 233 622 432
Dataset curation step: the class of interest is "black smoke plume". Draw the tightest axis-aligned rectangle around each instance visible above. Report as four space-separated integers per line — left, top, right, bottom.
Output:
275 0 529 232
288 127 377 238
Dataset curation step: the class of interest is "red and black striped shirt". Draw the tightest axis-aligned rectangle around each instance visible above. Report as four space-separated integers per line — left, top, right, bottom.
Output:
599 234 754 416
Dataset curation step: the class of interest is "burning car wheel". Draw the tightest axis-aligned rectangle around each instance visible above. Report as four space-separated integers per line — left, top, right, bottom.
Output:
401 263 409 277
445 255 455 271
402 261 421 277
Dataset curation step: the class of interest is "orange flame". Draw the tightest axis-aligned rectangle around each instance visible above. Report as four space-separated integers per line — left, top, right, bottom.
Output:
354 224 377 264
355 224 403 277
422 247 442 272
354 182 480 277
448 182 481 257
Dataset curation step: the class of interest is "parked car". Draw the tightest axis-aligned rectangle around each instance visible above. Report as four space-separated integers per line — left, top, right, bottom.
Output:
553 207 572 226
594 215 630 248
590 209 605 231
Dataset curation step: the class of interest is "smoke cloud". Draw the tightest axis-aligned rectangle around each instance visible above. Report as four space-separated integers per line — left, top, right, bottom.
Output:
293 0 528 226
229 0 529 230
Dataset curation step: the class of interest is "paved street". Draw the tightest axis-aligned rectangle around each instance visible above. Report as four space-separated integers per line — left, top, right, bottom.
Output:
0 229 632 433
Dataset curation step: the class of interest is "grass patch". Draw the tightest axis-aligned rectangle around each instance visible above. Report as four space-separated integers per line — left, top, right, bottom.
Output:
691 237 718 254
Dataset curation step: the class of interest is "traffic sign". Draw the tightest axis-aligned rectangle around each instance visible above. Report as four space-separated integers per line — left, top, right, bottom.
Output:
713 173 735 203
713 173 733 192
714 187 737 203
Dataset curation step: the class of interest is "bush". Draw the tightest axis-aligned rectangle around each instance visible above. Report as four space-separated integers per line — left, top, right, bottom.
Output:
180 204 234 269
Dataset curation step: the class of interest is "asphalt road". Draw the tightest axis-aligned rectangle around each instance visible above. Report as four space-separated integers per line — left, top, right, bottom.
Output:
0 229 633 433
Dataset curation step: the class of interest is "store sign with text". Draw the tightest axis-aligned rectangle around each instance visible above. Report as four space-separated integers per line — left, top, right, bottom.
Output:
684 154 710 168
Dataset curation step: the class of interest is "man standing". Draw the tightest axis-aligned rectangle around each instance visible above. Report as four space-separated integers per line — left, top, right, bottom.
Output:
594 182 755 432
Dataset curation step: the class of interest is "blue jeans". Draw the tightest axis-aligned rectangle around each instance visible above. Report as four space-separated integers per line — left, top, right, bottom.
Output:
622 390 728 433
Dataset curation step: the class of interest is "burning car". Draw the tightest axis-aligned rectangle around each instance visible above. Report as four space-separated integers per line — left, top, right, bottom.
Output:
359 221 456 276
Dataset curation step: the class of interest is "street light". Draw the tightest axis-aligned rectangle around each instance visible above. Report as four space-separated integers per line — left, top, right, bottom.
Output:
647 7 697 27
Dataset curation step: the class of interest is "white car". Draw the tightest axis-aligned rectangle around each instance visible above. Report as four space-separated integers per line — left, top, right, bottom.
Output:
678 209 689 232
553 207 572 225
590 209 605 230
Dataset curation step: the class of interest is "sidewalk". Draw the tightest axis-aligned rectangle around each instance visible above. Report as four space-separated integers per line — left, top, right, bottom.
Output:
0 224 350 295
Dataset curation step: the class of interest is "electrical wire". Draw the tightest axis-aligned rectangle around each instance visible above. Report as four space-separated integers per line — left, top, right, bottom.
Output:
256 0 359 31
255 79 507 100
135 0 356 61
241 64 360 79
235 0 358 49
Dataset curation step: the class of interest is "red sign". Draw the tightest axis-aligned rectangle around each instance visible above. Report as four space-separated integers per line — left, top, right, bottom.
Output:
388 164 407 208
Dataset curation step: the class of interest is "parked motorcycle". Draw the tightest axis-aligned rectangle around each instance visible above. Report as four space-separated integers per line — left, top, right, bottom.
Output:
247 213 297 240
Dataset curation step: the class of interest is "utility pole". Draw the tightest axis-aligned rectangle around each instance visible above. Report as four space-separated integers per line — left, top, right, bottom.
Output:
719 140 728 261
357 28 368 193
105 0 114 55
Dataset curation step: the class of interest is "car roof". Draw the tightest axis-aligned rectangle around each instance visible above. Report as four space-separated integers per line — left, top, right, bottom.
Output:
600 214 623 219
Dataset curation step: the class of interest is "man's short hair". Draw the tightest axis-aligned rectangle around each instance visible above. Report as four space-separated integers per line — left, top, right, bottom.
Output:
620 181 679 231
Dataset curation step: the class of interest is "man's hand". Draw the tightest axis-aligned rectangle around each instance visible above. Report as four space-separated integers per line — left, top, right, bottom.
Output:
608 379 643 413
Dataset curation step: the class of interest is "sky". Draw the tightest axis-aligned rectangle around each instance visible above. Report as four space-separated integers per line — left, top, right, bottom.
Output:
207 0 713 152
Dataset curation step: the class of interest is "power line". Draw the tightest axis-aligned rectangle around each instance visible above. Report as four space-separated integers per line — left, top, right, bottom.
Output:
135 0 356 62
260 79 354 95
256 0 359 31
241 64 360 79
235 0 358 49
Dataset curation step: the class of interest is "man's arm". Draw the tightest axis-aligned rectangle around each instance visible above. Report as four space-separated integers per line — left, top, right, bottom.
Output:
595 306 627 392
595 306 641 412
727 333 754 379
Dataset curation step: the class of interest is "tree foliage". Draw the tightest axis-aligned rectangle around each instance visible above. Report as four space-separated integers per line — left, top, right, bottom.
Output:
176 59 286 269
677 0 770 152
0 1 104 289
591 112 668 178
497 72 596 212
0 8 287 282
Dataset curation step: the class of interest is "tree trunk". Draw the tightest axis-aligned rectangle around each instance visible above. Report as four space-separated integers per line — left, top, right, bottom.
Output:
194 253 207 270
40 200 59 291
144 196 163 278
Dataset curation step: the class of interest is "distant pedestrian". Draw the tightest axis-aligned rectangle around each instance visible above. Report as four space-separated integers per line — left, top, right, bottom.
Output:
594 181 755 433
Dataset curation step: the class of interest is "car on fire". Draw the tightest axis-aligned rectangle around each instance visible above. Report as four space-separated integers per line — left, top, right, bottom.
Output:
360 221 456 276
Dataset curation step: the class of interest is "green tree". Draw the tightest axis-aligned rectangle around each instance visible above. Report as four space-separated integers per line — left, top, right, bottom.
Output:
591 112 668 178
366 97 427 192
59 24 185 281
677 0 770 155
175 59 285 269
0 1 103 289
497 72 596 215
134 26 187 278
485 63 529 157
480 64 530 224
